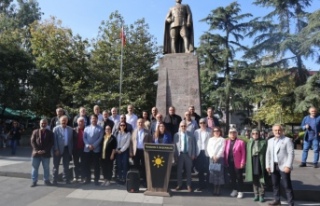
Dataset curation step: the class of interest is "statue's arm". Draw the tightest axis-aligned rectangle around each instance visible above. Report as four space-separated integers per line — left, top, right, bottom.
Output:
165 9 173 23
186 5 192 27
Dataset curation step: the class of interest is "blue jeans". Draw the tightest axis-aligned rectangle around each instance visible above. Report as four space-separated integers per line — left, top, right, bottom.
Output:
116 149 128 180
31 157 50 182
302 138 319 164
10 139 17 155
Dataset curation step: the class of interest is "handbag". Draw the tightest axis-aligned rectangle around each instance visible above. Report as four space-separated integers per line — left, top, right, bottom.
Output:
209 162 221 172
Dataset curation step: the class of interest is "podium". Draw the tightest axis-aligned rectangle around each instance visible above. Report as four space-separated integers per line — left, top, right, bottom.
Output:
144 143 175 197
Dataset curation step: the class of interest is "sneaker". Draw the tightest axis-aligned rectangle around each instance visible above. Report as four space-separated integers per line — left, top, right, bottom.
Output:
253 196 259 201
230 190 238 197
259 196 265 202
44 180 52 186
105 181 110 186
237 192 244 199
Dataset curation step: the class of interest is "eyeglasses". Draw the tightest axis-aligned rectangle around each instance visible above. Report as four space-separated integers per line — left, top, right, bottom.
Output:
252 132 258 135
120 125 126 127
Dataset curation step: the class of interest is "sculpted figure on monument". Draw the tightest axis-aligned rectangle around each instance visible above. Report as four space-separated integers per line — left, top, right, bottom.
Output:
163 0 194 54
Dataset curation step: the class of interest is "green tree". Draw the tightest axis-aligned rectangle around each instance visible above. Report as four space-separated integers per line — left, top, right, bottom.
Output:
89 11 159 114
250 0 313 85
29 17 90 116
198 2 253 132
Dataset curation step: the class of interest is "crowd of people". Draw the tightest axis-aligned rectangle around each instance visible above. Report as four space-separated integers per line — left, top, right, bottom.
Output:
26 104 308 206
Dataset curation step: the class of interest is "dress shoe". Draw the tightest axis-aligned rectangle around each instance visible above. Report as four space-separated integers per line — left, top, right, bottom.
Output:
196 187 204 191
30 182 37 187
314 164 318 168
268 200 281 205
175 186 182 191
299 163 307 167
187 186 192 192
44 180 52 186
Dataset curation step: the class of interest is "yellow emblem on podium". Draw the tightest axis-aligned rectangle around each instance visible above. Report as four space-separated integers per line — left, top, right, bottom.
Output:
152 155 165 168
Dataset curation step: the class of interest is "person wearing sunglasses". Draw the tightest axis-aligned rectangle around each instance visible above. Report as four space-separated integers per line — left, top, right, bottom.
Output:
224 128 246 199
174 120 196 192
245 129 267 202
207 126 225 195
194 118 211 191
115 122 131 183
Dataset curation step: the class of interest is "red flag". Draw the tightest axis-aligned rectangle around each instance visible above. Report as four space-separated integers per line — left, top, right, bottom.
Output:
120 26 126 46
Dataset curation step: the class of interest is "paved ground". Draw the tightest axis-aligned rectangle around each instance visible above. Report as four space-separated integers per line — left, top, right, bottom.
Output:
0 146 319 206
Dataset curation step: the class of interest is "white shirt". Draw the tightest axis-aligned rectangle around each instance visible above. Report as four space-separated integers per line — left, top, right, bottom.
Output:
274 137 282 163
109 115 120 126
137 129 144 149
200 130 207 150
126 113 138 130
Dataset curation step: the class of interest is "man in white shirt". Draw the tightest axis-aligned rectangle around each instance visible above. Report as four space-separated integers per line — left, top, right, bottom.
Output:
126 104 138 130
109 107 120 126
130 118 152 186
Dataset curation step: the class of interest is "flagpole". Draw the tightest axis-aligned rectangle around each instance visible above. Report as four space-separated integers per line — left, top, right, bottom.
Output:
119 26 124 111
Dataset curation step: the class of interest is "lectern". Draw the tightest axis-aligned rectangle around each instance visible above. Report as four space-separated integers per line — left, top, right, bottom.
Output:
144 143 174 197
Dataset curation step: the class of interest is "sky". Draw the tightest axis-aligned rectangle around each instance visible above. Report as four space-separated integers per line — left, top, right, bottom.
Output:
37 0 320 70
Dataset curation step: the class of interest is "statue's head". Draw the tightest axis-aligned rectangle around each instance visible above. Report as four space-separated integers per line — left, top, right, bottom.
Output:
176 0 182 3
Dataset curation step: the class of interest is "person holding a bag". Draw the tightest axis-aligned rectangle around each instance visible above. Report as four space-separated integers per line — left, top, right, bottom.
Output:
224 128 246 199
245 129 267 202
206 126 225 195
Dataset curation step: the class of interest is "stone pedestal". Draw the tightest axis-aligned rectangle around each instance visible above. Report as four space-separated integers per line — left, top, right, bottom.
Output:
156 53 201 117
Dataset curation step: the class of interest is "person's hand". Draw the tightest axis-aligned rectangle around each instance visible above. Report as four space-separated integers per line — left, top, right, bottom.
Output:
305 124 309 129
283 167 291 173
240 163 245 169
266 168 271 174
110 155 114 160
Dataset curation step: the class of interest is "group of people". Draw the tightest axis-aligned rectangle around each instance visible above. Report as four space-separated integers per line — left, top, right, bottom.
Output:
30 104 298 206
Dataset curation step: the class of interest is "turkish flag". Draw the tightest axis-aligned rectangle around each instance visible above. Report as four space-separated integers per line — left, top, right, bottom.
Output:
120 26 126 46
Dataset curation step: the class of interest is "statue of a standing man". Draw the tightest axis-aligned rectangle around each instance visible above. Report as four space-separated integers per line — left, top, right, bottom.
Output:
163 0 194 54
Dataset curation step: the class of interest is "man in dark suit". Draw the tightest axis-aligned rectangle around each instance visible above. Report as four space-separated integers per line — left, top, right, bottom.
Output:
30 119 54 187
130 118 152 186
164 106 182 137
266 124 294 206
174 120 196 192
150 113 163 136
101 110 114 131
52 115 74 185
112 114 133 135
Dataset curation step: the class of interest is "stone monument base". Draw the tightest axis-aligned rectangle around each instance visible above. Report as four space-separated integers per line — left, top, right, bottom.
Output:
156 53 201 117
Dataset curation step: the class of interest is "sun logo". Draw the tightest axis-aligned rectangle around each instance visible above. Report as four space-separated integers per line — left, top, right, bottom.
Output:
152 155 165 168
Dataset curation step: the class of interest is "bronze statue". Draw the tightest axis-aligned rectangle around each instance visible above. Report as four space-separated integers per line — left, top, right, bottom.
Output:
163 0 194 54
